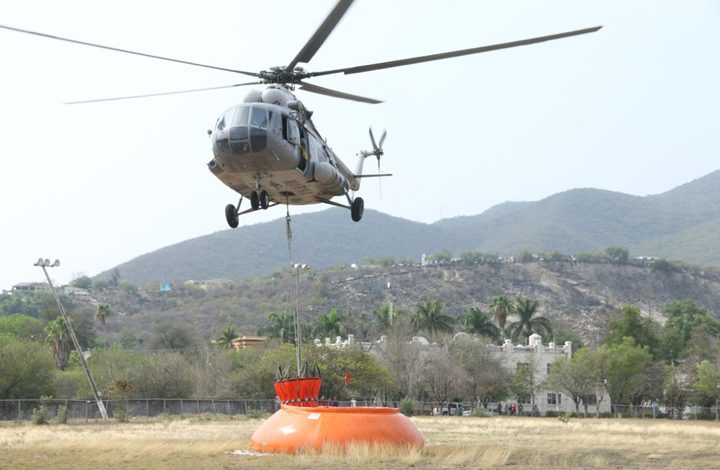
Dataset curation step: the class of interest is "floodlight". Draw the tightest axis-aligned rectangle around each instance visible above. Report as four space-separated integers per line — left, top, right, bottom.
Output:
51 259 60 267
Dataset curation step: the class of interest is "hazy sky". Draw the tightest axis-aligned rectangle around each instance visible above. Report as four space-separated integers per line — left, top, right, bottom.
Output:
1 0 718 290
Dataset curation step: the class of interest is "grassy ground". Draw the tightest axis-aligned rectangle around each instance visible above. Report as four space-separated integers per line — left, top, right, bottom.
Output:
1 415 719 469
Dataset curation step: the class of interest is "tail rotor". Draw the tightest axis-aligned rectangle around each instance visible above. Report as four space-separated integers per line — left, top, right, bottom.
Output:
368 128 387 198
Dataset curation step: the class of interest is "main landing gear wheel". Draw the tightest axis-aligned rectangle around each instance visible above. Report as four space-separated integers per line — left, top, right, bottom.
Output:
259 190 270 210
250 191 260 210
225 204 239 229
351 197 364 222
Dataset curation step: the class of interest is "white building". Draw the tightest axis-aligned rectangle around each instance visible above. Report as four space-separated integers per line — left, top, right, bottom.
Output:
318 332 611 416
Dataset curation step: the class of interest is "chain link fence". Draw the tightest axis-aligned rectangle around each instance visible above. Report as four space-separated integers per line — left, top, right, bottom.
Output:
2 398 718 422
0 398 278 422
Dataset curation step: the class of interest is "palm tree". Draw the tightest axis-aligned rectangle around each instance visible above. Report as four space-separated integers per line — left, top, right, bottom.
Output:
95 304 112 327
373 303 403 331
506 298 553 344
262 312 295 343
464 307 502 342
216 325 238 348
490 296 512 332
314 309 344 339
412 300 454 338
45 316 72 370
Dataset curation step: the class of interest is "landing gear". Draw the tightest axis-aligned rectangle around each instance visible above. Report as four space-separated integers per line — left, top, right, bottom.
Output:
259 190 270 210
225 204 239 229
250 190 271 210
351 197 364 222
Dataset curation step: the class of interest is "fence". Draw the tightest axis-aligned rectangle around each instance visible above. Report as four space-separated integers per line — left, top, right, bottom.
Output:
2 398 718 422
0 398 278 422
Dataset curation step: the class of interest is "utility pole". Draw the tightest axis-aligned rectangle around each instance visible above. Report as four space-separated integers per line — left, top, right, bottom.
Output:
35 258 108 420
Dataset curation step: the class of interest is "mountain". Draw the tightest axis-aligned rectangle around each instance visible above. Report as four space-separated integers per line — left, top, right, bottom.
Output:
91 260 720 349
97 170 720 285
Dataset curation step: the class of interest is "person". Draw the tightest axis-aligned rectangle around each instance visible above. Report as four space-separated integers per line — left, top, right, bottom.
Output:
532 404 539 417
518 403 524 415
496 403 502 415
350 397 357 407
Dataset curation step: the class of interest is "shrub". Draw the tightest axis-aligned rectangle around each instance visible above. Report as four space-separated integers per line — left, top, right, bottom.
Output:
246 409 266 419
399 397 414 416
55 404 69 424
31 396 52 425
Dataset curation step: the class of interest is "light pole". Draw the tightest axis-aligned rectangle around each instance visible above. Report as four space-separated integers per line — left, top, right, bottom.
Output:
35 258 108 420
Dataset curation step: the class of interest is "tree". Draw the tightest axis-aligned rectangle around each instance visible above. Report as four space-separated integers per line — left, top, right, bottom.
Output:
660 300 720 363
463 307 502 342
451 338 510 404
545 349 603 416
372 303 404 332
604 304 660 357
260 312 295 343
0 313 44 341
216 325 238 347
109 268 121 288
95 304 112 327
693 360 720 413
69 275 93 289
595 337 653 415
314 308 344 339
150 322 196 351
605 246 629 264
490 296 512 332
375 319 421 400
44 316 72 370
506 298 553 344
417 346 465 404
0 338 55 398
412 300 454 338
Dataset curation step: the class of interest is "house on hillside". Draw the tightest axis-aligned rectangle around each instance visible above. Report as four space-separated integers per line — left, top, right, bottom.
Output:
231 336 268 350
12 282 50 294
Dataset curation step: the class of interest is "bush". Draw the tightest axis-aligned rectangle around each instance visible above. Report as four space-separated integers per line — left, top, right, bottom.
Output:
469 407 491 417
54 404 69 424
399 397 414 416
31 396 52 425
246 409 266 419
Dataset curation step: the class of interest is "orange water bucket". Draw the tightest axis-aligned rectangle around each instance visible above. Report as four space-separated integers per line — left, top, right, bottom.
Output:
250 404 424 453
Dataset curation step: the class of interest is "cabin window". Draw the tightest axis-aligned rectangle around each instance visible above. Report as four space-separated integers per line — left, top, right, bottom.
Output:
547 393 561 405
251 108 267 128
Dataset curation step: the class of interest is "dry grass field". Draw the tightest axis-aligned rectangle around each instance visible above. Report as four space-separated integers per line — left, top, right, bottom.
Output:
1 415 720 469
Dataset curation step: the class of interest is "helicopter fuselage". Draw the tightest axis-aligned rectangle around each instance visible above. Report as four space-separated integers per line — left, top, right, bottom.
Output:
208 89 359 207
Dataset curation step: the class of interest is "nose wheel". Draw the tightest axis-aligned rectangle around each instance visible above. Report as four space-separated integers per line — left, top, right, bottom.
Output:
225 203 239 228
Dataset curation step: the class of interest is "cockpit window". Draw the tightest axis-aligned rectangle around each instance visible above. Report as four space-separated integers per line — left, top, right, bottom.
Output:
217 108 237 132
234 107 250 126
251 108 267 128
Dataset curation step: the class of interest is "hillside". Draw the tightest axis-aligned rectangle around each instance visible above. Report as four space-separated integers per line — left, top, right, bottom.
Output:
97 169 720 285
90 259 720 348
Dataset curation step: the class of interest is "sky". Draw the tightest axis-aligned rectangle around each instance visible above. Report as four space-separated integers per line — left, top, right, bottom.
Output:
1 0 718 290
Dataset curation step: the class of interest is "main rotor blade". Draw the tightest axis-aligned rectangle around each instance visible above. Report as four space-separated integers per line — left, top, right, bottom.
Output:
65 82 262 104
285 0 354 71
310 26 602 77
299 82 381 104
0 24 259 77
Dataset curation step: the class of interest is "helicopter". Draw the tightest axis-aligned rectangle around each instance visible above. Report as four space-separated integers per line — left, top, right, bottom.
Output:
0 0 600 228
